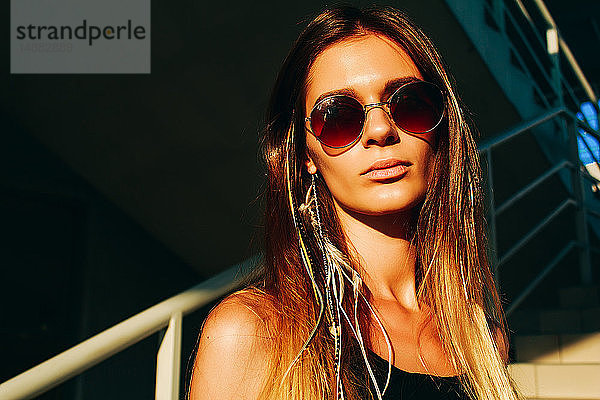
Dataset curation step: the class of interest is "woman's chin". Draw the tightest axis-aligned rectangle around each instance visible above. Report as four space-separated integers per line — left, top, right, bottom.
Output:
339 198 422 218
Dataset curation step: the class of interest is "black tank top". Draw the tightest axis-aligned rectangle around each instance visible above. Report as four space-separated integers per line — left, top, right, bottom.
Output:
350 347 470 399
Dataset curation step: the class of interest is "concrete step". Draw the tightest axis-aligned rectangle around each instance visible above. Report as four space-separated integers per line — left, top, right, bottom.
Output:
560 286 600 308
509 363 600 399
509 307 600 334
515 333 600 363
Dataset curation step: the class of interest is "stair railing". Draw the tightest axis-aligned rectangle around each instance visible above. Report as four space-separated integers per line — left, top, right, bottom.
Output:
479 107 600 316
0 258 256 400
525 0 598 107
481 0 600 312
487 0 598 115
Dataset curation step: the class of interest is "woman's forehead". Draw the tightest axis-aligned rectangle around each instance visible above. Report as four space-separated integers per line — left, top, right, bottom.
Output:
304 34 423 109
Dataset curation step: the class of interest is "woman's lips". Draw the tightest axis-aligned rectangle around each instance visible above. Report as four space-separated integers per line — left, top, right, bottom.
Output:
362 158 411 181
364 164 409 180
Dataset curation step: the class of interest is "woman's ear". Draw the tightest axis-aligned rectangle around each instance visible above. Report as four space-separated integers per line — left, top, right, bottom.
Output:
304 153 318 175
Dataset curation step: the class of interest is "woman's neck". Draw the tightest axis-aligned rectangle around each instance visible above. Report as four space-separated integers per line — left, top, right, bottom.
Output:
334 202 420 312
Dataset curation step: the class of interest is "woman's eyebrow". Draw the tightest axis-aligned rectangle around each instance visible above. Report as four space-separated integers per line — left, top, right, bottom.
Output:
311 76 419 107
382 76 419 97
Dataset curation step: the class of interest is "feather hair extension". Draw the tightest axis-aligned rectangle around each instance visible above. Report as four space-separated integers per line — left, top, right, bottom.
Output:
302 174 394 400
281 116 326 387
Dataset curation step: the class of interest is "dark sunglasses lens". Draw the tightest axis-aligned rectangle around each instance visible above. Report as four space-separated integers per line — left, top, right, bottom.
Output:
390 82 444 133
310 97 364 148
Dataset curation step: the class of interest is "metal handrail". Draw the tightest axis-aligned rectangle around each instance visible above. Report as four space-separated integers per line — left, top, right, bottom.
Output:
478 107 564 151
495 160 572 215
479 106 596 311
558 36 598 104
485 1 553 109
498 1 598 117
520 0 598 105
495 0 568 109
512 0 552 67
506 240 577 315
498 198 576 266
561 72 588 115
0 259 255 400
502 5 555 95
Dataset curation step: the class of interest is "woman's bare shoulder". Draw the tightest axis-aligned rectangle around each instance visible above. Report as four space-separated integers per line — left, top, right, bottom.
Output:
188 288 276 400
203 288 274 336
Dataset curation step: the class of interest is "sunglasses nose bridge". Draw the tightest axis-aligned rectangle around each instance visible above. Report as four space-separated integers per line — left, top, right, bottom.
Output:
363 101 390 115
363 101 395 128
360 100 401 146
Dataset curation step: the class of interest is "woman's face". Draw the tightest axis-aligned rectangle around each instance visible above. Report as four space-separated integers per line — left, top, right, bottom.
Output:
304 33 437 216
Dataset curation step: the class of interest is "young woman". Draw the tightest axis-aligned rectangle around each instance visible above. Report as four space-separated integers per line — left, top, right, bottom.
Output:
189 5 519 400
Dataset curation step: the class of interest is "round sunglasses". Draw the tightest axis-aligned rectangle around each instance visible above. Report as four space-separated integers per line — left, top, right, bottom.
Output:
305 80 445 148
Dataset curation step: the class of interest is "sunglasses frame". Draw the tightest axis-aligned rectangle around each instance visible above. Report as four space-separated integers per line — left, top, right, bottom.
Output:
304 80 445 149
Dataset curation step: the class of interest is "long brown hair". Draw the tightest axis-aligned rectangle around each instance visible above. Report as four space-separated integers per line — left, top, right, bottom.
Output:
246 5 520 399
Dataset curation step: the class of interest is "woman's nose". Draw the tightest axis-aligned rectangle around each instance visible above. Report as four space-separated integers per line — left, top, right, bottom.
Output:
360 105 400 147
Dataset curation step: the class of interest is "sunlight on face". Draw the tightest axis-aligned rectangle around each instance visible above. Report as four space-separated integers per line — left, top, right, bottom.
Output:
304 33 436 216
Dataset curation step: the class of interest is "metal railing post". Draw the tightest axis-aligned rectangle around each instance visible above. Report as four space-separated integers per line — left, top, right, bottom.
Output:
485 148 500 286
567 116 593 284
546 26 562 108
531 0 598 108
156 312 182 400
